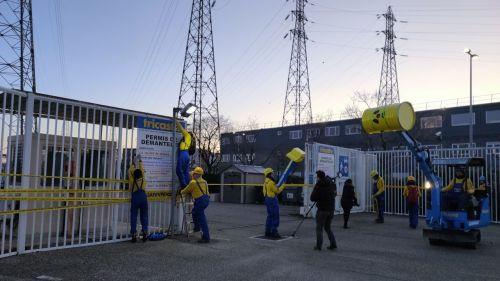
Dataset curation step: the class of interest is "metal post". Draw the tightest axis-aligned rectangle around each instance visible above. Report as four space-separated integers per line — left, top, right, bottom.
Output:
469 54 473 148
17 93 34 253
169 109 178 233
112 113 124 239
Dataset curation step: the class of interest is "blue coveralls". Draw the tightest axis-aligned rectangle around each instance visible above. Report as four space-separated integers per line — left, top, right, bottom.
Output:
130 185 148 235
373 181 385 222
176 150 190 188
193 194 210 241
265 197 280 236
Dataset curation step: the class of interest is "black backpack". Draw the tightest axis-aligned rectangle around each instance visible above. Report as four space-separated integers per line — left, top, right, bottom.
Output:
188 132 196 155
325 176 337 197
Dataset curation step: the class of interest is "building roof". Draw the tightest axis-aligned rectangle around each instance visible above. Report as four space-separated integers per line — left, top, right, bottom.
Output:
225 164 265 174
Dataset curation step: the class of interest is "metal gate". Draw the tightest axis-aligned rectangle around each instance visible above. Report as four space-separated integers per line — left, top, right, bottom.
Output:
0 88 174 258
371 148 500 223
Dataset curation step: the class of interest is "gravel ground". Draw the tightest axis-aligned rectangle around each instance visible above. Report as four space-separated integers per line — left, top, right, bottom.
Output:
0 202 499 281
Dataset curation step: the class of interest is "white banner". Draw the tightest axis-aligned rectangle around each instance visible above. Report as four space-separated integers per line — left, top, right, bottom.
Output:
137 116 179 191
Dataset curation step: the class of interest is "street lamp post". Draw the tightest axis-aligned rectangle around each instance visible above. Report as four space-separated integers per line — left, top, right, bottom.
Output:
464 48 478 149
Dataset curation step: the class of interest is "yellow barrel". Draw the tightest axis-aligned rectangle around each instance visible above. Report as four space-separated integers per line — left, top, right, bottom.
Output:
361 102 416 134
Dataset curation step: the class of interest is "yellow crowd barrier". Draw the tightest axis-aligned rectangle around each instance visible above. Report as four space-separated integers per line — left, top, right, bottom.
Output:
0 172 127 184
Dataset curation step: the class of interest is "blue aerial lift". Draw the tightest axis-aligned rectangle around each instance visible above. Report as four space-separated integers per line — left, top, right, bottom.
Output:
400 132 491 248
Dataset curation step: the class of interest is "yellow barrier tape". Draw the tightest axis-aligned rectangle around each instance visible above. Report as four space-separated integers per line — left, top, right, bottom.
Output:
0 183 424 195
208 183 312 187
0 191 171 202
0 201 114 216
0 197 128 202
385 185 426 190
0 195 172 216
0 189 173 195
0 172 127 184
0 189 131 194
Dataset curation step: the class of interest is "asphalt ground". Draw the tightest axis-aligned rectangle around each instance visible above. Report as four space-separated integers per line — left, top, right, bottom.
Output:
0 202 499 281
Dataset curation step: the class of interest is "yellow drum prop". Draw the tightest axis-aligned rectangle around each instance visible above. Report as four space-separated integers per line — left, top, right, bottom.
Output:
361 102 416 134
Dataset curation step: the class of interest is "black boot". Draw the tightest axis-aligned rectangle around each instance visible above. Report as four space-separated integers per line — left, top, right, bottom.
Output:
314 245 321 251
327 244 337 250
131 234 137 243
141 231 148 242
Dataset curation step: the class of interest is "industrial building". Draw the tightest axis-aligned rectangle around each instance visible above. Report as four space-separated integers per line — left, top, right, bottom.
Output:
220 102 500 175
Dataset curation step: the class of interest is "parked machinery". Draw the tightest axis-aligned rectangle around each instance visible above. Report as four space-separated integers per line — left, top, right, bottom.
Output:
362 102 491 248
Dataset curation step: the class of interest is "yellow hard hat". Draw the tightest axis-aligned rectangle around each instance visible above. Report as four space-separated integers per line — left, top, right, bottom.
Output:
407 176 416 182
193 166 204 175
370 170 378 177
264 168 273 176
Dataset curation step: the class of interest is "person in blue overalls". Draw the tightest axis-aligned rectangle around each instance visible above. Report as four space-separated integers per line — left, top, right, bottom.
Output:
371 170 385 223
263 168 285 238
129 156 148 242
441 167 475 215
181 166 210 243
176 120 193 188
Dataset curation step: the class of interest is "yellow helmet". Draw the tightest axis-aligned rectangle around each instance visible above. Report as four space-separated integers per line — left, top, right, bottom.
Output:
370 170 378 177
264 168 273 176
193 166 204 175
407 176 416 182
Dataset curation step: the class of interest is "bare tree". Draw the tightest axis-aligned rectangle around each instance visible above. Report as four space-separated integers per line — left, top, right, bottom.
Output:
313 110 339 123
242 116 259 131
198 115 233 175
342 90 378 119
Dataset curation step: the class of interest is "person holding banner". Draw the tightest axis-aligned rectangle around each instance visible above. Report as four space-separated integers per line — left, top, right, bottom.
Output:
181 167 211 243
175 120 194 188
263 168 285 238
129 155 149 243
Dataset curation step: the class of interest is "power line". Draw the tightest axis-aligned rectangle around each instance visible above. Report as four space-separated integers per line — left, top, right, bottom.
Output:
127 0 179 104
219 2 287 80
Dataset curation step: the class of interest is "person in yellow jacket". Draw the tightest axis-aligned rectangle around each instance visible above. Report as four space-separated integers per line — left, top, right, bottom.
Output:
371 170 385 223
441 167 474 216
176 120 193 188
181 167 210 243
403 176 421 229
128 155 148 242
263 168 285 238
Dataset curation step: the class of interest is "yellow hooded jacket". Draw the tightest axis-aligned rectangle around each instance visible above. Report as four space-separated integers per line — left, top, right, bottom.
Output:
181 178 209 200
373 177 385 197
128 162 147 192
176 121 191 151
263 178 285 198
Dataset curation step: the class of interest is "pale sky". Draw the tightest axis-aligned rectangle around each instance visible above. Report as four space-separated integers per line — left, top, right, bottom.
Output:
30 0 500 126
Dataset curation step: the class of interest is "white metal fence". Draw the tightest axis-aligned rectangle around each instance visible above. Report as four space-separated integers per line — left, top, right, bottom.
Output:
0 88 174 258
370 148 500 223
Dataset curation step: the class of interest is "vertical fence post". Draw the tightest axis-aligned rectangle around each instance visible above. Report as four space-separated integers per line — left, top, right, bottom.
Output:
17 93 34 253
112 113 124 240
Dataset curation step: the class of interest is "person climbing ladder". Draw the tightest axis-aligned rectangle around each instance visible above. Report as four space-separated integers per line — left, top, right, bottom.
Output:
176 120 196 188
181 167 211 243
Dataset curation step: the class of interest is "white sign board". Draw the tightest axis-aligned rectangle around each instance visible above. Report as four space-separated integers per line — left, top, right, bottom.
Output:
316 145 336 178
137 116 178 191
